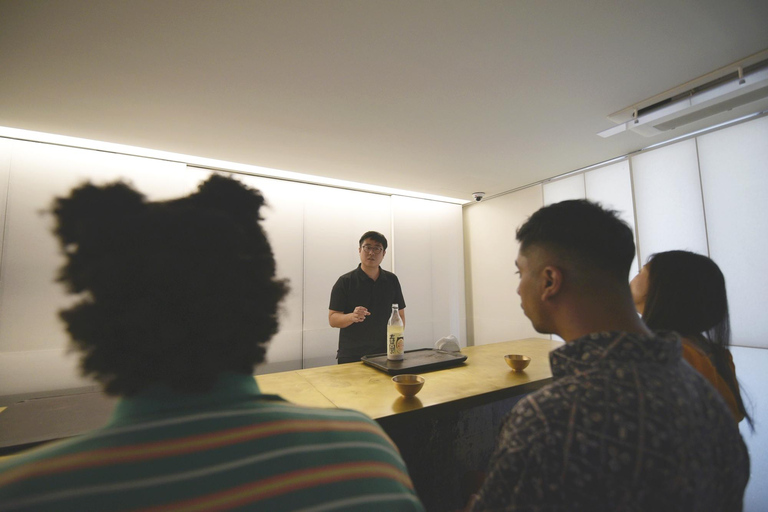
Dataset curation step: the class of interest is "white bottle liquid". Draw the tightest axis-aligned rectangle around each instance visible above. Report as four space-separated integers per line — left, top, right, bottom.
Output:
387 303 404 361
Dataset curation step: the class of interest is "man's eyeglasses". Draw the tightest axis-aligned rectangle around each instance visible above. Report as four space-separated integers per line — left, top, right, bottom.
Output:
361 245 384 254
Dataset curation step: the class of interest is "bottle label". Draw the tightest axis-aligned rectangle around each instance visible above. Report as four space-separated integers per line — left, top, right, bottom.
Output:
387 333 404 359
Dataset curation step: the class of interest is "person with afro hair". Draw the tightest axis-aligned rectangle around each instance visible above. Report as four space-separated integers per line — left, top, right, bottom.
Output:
0 174 424 512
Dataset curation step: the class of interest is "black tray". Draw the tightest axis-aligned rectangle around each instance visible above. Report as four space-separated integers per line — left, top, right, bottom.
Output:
361 348 467 375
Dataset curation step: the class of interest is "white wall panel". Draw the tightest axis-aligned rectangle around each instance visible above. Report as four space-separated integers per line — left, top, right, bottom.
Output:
0 139 469 394
630 139 708 264
697 116 768 348
464 186 545 346
0 350 98 396
0 138 11 266
302 187 391 367
543 174 584 205
237 175 307 375
391 197 433 350
428 200 467 347
0 140 207 395
731 346 768 510
585 160 639 276
392 196 466 351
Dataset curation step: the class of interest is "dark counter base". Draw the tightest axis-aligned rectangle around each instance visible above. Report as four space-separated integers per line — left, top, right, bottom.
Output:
379 393 527 512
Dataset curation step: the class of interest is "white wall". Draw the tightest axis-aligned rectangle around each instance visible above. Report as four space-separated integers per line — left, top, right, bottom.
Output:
468 116 768 349
631 138 709 263
542 173 585 205
393 196 466 350
236 175 308 375
696 119 768 510
0 138 466 395
464 185 544 346
584 160 638 276
697 117 768 350
0 140 207 395
543 160 639 277
0 139 10 260
463 115 768 509
732 346 768 512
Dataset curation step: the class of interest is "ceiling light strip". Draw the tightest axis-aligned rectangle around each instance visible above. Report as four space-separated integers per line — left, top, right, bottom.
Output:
0 126 468 205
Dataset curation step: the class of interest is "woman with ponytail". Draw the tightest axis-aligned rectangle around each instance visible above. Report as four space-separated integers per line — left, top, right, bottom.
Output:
631 250 752 428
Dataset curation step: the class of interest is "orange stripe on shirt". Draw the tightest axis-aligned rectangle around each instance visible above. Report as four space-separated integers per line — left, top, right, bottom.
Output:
134 461 414 512
0 419 385 487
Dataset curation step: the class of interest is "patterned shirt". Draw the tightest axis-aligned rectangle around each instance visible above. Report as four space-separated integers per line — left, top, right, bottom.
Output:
0 373 424 512
470 331 749 512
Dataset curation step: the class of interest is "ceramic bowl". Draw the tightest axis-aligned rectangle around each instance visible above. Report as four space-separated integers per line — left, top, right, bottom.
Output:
504 354 531 371
392 374 425 397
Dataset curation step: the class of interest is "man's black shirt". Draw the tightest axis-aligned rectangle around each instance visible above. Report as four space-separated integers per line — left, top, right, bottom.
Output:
329 265 405 361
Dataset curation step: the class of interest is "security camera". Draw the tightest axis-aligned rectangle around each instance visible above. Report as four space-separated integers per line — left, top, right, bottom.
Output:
472 192 485 202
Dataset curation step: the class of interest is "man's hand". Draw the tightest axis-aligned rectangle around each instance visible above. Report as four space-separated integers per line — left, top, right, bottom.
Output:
329 307 370 328
350 306 370 323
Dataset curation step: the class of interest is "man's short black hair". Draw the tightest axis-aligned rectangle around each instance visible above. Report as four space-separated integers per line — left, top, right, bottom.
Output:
516 199 636 281
359 231 388 250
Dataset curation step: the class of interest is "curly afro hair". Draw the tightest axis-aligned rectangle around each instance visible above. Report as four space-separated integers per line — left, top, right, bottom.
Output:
52 174 289 396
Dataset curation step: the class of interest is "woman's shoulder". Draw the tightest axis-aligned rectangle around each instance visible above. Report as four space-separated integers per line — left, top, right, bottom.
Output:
680 336 743 421
681 336 714 367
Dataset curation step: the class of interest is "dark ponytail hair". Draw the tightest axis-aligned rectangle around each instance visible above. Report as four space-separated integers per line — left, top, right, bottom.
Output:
643 250 752 428
52 174 289 396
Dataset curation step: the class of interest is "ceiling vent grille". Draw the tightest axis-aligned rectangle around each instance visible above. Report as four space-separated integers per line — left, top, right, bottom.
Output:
599 49 768 138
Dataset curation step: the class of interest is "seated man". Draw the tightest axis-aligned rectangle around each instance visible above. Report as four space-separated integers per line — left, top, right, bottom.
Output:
470 200 749 512
0 175 424 512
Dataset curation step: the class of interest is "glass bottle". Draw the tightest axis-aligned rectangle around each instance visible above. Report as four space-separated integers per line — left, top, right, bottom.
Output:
387 304 404 361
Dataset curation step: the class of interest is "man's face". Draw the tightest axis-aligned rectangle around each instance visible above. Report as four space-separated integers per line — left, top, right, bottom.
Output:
359 238 385 268
515 247 549 334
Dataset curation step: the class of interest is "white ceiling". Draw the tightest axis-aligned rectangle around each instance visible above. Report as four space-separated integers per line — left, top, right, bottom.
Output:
1 1 767 201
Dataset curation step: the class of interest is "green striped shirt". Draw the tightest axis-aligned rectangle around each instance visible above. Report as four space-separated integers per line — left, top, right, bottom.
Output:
0 374 424 511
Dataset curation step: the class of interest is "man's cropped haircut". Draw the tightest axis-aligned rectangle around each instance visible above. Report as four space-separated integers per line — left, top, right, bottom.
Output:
52 174 289 396
516 199 636 281
359 231 388 250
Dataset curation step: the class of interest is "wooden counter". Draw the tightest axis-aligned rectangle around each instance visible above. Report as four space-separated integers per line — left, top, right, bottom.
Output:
257 337 561 419
254 337 564 511
0 338 561 510
0 338 560 459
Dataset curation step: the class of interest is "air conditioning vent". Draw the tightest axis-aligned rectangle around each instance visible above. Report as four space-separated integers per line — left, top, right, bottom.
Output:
599 50 768 138
653 87 768 131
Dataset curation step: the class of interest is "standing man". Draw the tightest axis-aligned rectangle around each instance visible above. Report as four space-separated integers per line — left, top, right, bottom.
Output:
329 231 406 363
469 200 749 512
